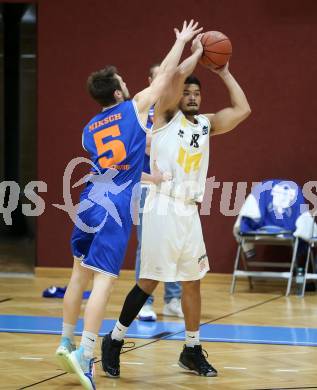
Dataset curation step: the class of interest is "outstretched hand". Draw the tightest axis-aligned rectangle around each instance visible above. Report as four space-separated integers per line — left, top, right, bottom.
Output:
191 33 203 55
174 20 203 43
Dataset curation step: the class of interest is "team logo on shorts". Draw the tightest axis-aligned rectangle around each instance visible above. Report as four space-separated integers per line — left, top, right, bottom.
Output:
198 253 208 272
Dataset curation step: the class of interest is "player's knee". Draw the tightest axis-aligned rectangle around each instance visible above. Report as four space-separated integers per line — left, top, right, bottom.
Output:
138 279 158 295
181 279 200 291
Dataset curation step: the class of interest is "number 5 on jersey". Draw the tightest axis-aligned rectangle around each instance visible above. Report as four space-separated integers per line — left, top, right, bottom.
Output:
93 124 127 168
177 146 202 174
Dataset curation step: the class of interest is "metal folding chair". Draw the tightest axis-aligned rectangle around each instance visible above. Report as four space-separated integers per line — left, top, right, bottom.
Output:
230 229 299 296
231 179 310 296
299 214 317 297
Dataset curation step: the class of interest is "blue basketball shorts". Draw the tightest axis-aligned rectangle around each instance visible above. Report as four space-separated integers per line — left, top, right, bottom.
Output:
71 184 133 277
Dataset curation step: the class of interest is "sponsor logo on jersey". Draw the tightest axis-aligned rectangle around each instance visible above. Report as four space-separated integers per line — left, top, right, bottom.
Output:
190 134 200 148
177 146 202 173
202 126 208 135
178 129 184 138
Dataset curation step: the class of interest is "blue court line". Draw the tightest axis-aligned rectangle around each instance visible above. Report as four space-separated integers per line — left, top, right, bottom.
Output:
1 315 317 347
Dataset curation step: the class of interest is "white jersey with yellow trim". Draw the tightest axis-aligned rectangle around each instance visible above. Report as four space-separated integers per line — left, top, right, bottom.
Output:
151 110 211 203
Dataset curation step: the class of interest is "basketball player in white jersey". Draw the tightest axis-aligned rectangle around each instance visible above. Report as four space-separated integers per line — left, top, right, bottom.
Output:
101 33 251 377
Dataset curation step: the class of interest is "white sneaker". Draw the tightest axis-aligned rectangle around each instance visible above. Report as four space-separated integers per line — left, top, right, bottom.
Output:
138 304 157 321
68 347 95 390
163 298 184 318
55 336 76 373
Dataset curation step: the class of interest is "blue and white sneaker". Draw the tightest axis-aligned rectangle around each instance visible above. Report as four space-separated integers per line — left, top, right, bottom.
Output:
137 304 157 321
55 337 76 373
68 346 96 390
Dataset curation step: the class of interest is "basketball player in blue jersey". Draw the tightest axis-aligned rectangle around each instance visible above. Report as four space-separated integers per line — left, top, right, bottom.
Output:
55 20 203 390
102 34 251 378
136 64 183 322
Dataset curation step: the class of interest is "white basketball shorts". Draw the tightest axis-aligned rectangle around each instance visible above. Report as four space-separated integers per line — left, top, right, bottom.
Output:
140 193 209 282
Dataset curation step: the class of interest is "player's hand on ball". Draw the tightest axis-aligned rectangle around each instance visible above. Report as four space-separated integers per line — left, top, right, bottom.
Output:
191 33 203 55
174 20 203 43
208 62 229 75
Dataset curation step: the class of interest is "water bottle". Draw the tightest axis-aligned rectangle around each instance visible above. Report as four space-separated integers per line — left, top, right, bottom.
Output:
296 267 305 296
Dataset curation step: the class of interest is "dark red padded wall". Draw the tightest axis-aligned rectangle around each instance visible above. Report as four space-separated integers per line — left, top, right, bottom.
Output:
36 0 317 271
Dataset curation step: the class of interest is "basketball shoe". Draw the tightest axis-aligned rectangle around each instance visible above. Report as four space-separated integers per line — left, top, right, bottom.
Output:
163 298 184 318
178 345 218 377
68 346 95 390
138 303 157 321
101 332 124 377
55 336 76 373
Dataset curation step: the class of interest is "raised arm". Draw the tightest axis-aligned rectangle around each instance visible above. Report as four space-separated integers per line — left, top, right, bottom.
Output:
153 34 203 119
158 20 202 73
204 64 251 136
134 21 202 122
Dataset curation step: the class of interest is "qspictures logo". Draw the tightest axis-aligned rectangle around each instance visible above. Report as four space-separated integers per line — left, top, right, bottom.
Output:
0 157 317 233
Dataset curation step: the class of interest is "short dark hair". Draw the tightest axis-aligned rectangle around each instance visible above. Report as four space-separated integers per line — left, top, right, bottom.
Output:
184 75 201 89
87 65 122 106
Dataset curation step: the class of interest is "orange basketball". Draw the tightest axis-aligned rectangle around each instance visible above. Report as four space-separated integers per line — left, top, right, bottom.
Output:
199 31 232 69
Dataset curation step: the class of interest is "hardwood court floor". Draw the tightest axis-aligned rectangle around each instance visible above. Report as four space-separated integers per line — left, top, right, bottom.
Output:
1 268 317 390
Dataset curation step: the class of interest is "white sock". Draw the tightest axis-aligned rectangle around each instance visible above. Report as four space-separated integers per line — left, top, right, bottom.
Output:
62 323 75 343
185 330 200 347
80 331 97 359
111 321 128 341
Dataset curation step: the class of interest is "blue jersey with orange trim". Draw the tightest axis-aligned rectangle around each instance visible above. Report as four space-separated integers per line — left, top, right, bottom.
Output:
142 105 154 174
82 100 146 189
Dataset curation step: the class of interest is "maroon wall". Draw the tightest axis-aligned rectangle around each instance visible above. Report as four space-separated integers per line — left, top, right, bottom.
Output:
36 0 317 272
